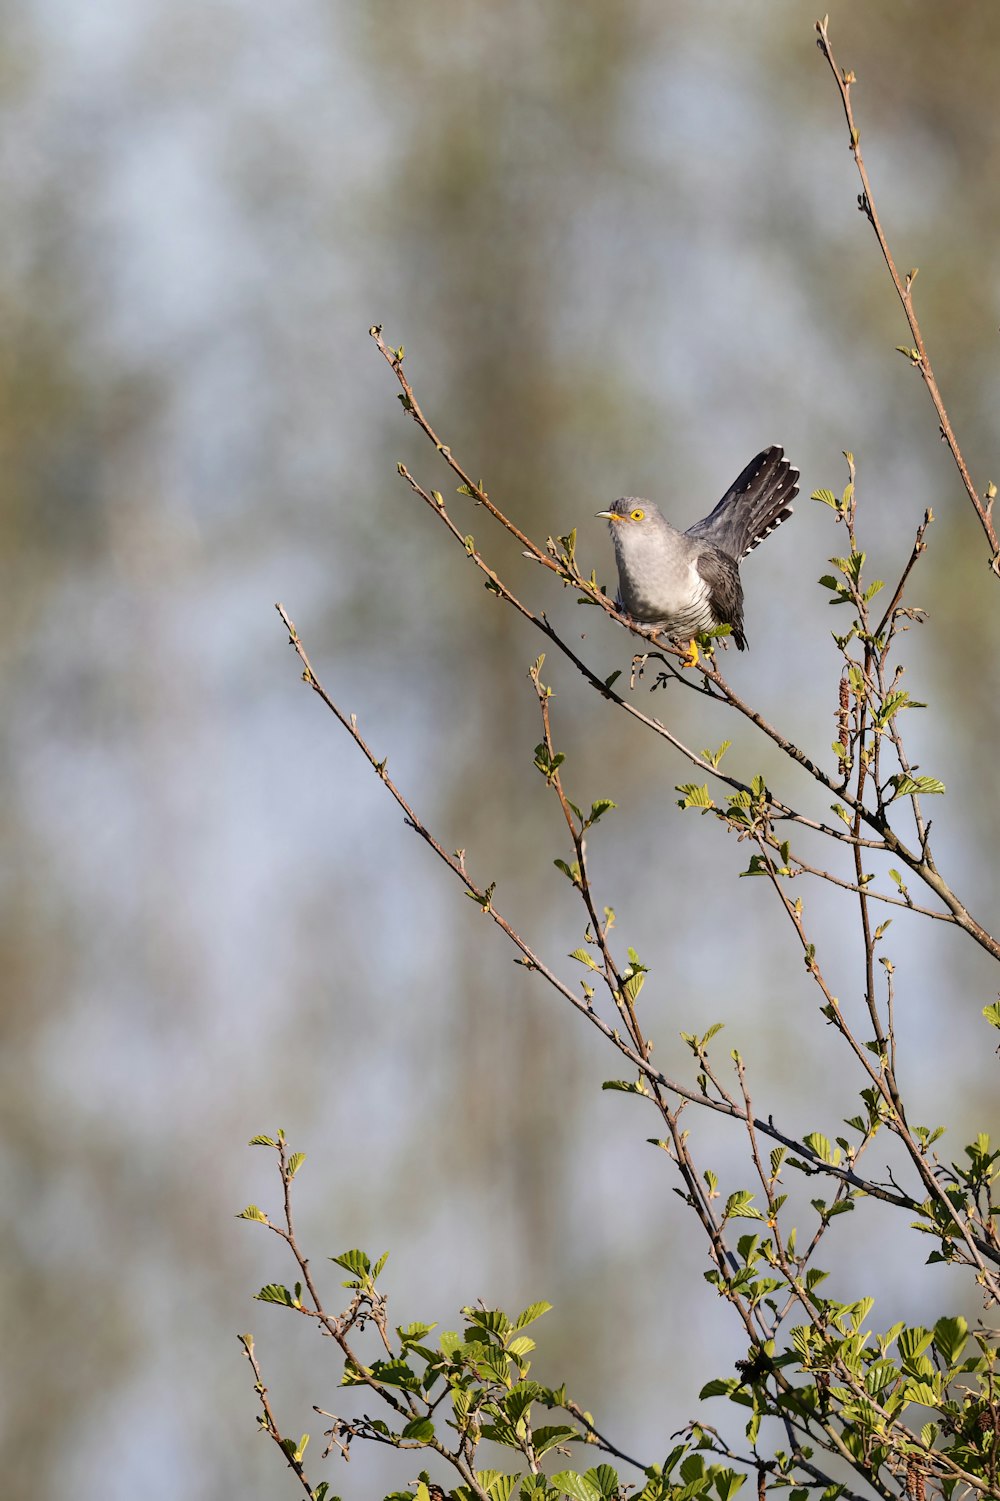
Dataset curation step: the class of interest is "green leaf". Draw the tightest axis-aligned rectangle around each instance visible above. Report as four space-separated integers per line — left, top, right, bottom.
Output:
897 1327 934 1364
401 1417 435 1442
702 739 732 768
532 1425 580 1458
622 968 645 1005
587 799 617 826
236 1204 268 1222
548 1471 600 1501
983 1002 1000 1030
714 1472 746 1501
475 1475 517 1501
700 1377 740 1399
722 1191 763 1222
398 1321 437 1345
515 1301 553 1331
485 1477 518 1501
256 1283 296 1306
330 1249 372 1283
803 1133 840 1166
465 1307 512 1339
287 1152 306 1178
933 1315 968 1367
505 1380 542 1424
248 1134 277 1147
901 1379 939 1407
586 1465 621 1500
811 489 839 509
368 1358 421 1389
889 773 945 798
676 783 715 810
569 948 599 970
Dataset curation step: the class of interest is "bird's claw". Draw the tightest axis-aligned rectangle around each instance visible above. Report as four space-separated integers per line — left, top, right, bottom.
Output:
681 638 700 669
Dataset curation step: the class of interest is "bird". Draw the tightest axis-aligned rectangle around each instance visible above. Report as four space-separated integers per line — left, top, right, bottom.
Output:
597 445 799 660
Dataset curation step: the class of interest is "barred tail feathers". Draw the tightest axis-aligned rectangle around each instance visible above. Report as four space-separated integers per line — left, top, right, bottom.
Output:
686 445 799 562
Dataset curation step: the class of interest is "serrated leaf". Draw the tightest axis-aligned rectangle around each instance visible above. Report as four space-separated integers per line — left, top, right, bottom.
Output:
622 970 645 1005
569 948 599 970
532 1425 580 1457
548 1471 600 1501
586 1465 620 1500
933 1315 968 1367
898 1327 934 1363
891 774 945 798
811 489 839 509
286 1152 306 1178
723 1191 763 1221
514 1300 553 1330
256 1283 295 1306
248 1134 277 1147
901 1379 939 1407
465 1307 512 1338
700 1377 740 1399
587 799 616 825
401 1417 435 1442
702 739 732 768
505 1380 542 1423
803 1133 839 1165
237 1204 268 1222
368 1358 420 1389
506 1336 536 1360
330 1248 371 1278
715 1472 746 1501
676 783 715 810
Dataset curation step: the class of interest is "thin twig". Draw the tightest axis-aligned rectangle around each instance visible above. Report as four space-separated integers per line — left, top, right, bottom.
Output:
815 17 1000 576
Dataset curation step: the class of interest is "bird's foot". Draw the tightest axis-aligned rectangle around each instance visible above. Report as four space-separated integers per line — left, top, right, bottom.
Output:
680 638 700 669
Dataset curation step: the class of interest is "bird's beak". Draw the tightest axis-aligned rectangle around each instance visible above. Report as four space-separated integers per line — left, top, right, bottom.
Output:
595 510 617 521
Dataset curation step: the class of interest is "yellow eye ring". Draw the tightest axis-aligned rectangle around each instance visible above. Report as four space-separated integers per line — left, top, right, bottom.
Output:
630 507 645 522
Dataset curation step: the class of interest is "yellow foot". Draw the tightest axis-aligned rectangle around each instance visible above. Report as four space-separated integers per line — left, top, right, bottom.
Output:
681 638 700 668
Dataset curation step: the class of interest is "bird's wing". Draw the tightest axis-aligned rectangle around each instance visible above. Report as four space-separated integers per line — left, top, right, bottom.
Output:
695 544 747 650
686 446 799 561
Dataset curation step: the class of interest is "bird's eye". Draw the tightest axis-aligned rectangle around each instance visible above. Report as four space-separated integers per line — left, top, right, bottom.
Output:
630 508 645 522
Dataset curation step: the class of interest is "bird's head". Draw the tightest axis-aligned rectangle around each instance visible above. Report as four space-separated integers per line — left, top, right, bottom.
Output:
596 498 664 534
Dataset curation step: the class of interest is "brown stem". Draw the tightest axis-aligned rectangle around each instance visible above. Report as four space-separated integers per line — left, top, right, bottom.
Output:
815 18 1000 576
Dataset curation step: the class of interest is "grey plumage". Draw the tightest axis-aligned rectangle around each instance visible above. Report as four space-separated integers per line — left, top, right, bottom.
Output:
598 445 798 651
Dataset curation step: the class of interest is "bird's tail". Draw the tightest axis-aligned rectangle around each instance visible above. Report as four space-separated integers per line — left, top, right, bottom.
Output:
686 446 799 561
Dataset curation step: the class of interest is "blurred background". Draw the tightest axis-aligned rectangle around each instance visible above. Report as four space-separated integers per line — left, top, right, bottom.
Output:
3 3 999 1497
